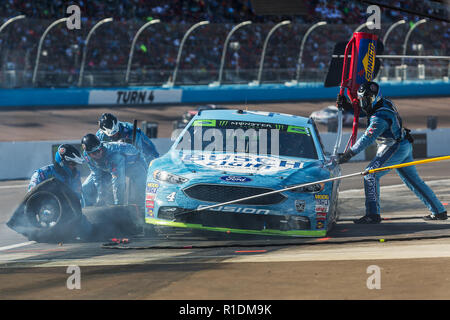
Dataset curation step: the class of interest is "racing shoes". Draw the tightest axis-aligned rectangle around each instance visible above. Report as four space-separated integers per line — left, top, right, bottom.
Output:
353 214 382 224
423 211 448 221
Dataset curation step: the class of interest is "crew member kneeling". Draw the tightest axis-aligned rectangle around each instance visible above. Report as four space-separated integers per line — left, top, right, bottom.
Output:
29 144 84 203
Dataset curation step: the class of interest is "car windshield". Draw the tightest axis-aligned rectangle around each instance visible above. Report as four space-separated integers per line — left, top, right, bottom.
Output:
175 119 319 159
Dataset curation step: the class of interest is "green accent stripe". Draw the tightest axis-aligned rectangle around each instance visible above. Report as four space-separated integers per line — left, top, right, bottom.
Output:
145 218 327 237
193 119 216 127
287 125 310 135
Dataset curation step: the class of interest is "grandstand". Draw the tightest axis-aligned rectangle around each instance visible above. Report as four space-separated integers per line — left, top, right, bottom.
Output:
0 0 448 88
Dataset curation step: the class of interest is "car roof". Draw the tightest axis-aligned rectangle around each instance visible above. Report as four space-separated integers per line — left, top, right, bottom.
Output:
193 109 312 127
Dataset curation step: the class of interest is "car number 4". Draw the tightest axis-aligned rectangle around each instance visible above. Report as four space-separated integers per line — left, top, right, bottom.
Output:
166 192 176 202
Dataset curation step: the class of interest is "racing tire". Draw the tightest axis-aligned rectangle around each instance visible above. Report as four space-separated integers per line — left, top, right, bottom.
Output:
7 178 83 243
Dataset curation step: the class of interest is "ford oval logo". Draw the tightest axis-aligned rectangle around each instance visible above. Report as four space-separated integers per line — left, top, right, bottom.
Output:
220 175 252 183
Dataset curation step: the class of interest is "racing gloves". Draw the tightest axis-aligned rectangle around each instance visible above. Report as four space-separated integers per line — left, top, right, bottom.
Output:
337 149 355 164
336 94 353 112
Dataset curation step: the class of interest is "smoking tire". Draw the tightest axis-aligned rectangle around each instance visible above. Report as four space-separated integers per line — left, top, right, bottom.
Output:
15 179 83 242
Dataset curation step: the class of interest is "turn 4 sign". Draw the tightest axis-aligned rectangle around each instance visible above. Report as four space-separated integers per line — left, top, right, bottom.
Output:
88 89 182 105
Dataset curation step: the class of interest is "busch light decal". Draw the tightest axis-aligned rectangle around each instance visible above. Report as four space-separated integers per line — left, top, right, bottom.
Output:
182 153 304 174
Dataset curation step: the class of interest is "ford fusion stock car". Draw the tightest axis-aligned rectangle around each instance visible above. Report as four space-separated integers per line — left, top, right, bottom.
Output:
146 109 342 237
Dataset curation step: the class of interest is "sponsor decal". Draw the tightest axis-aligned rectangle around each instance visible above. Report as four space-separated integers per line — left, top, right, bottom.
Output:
287 125 310 136
295 200 306 213
316 211 327 218
193 118 308 134
197 205 270 215
363 42 376 81
315 194 329 200
220 175 252 183
221 120 283 130
316 221 325 229
315 199 329 207
315 206 328 214
356 38 377 84
146 207 154 217
146 200 154 208
182 153 304 174
146 194 155 200
146 182 159 194
193 119 216 127
315 198 329 215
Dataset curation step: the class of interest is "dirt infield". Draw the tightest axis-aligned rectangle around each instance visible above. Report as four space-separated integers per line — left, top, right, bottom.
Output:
0 96 449 142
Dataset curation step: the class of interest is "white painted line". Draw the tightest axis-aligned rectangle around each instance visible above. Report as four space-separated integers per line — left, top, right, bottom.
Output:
0 241 36 252
0 184 27 190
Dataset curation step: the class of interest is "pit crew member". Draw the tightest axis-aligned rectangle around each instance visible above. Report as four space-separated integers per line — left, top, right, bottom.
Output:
337 81 447 223
96 112 159 164
28 144 84 203
81 133 147 207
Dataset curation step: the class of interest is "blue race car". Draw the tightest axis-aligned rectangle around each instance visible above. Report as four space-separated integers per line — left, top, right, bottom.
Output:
145 109 341 237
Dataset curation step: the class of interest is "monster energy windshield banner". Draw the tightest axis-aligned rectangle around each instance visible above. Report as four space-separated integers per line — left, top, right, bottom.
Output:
193 119 311 136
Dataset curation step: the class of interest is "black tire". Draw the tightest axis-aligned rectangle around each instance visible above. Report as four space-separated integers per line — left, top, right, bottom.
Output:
8 178 83 243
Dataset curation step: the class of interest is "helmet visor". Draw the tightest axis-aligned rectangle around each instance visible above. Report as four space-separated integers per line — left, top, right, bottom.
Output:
357 91 372 111
65 153 84 165
359 97 371 110
88 147 104 159
85 143 102 154
100 120 119 137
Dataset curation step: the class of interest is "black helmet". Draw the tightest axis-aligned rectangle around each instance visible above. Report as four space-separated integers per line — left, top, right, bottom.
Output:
81 133 102 154
98 113 119 137
357 81 380 114
55 144 83 167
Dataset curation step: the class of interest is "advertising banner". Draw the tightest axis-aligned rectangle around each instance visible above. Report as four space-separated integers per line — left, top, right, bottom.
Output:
88 89 182 105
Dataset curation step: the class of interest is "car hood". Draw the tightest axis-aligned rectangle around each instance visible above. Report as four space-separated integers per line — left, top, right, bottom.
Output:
154 151 328 184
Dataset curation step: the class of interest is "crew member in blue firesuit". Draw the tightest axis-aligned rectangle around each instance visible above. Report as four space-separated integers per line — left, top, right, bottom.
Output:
28 144 84 202
81 133 147 207
96 113 159 164
81 113 159 205
336 81 447 224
